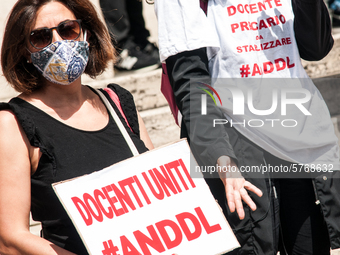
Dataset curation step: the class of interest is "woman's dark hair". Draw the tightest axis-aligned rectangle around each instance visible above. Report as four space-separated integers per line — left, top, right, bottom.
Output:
1 0 116 93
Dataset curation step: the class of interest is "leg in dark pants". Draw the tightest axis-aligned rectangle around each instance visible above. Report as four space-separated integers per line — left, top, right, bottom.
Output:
99 0 129 44
99 0 149 46
265 153 330 255
126 0 150 46
99 0 160 71
278 178 330 255
206 177 280 255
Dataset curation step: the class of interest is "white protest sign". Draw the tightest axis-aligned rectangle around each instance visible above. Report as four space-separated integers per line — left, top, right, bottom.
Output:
53 139 239 255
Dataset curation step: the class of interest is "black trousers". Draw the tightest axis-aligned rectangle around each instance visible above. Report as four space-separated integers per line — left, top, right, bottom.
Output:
264 153 330 255
99 0 150 45
205 127 330 255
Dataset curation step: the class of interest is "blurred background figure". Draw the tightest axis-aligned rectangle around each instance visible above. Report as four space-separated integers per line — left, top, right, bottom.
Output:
100 0 160 72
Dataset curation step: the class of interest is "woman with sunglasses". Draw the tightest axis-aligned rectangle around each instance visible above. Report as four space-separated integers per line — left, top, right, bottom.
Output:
0 0 153 254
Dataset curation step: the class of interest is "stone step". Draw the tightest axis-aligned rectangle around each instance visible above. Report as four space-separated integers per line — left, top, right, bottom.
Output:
140 105 180 148
84 68 167 112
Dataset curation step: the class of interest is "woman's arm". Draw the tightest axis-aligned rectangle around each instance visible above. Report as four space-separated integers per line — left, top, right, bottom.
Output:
293 0 334 60
0 110 75 255
137 111 154 150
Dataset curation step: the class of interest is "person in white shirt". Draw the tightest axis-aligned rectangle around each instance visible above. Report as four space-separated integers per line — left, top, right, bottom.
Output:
154 0 340 254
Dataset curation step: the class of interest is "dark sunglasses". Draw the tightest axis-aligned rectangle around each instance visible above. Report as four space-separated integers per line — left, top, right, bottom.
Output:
30 19 82 49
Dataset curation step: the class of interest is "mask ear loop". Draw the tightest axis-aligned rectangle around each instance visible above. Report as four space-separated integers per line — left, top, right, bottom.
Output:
83 29 87 42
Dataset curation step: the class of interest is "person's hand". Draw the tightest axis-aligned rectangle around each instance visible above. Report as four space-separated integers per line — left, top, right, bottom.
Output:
217 156 263 220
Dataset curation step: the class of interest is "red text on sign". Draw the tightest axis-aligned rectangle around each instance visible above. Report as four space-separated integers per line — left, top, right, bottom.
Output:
227 0 282 16
240 57 295 77
71 159 196 226
236 37 292 53
231 14 286 33
101 207 222 255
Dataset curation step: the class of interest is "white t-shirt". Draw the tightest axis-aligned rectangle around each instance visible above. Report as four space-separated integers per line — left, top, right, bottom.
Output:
155 0 340 169
154 0 220 62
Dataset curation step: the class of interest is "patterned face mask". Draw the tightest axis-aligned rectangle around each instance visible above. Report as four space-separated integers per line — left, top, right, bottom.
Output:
30 39 89 85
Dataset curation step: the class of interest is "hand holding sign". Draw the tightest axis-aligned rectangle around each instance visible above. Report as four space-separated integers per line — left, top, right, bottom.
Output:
217 155 263 220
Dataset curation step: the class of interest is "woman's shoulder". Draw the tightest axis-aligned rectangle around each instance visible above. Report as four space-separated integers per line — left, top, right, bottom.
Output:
0 105 26 146
105 83 140 135
0 103 17 126
106 83 137 113
0 99 26 129
0 102 10 110
106 83 133 98
0 108 14 120
0 98 38 145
